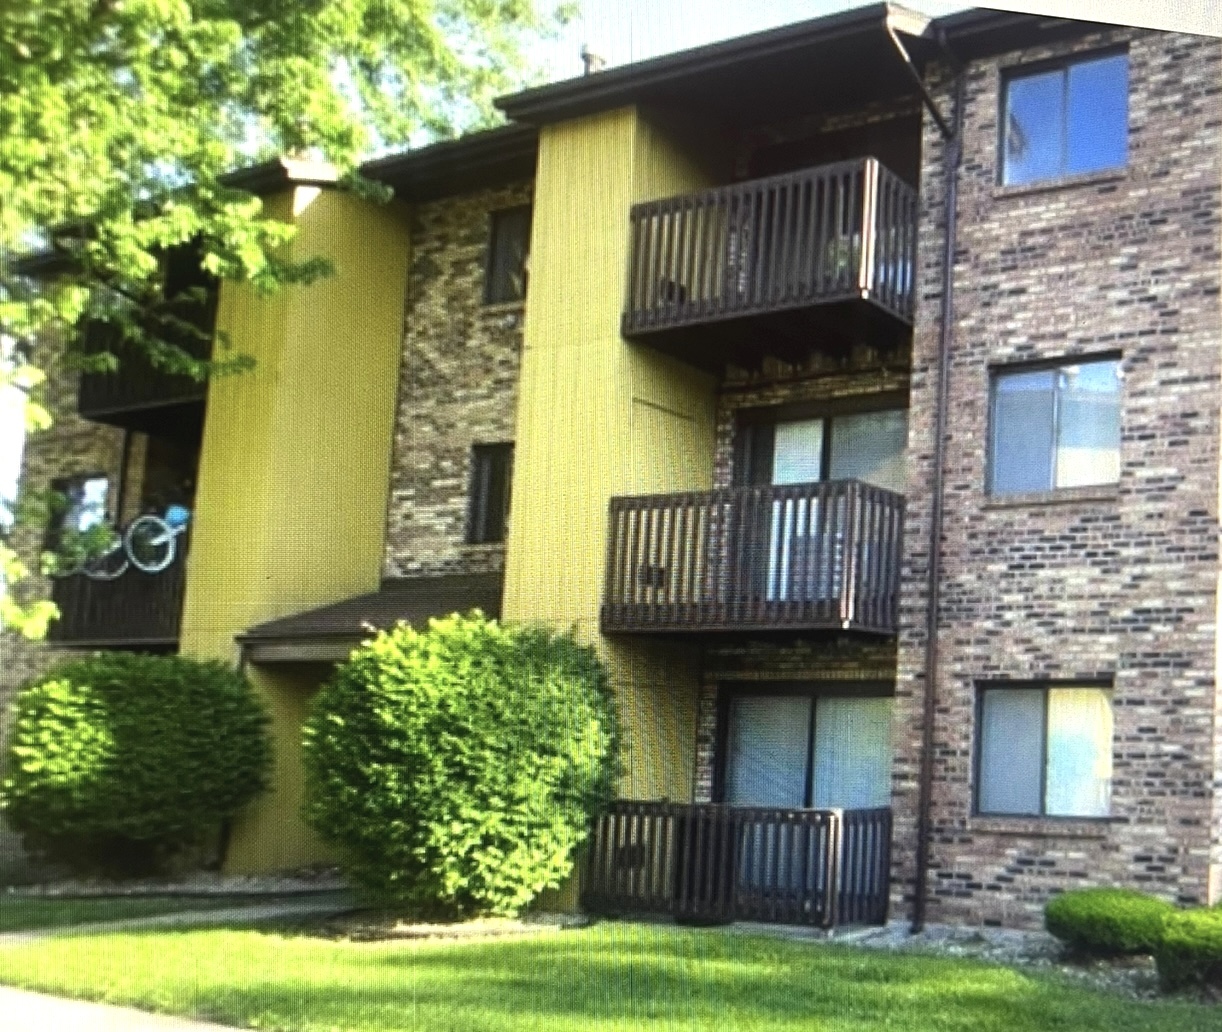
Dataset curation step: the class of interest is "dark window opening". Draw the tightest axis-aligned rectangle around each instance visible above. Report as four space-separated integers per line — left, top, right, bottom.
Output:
466 443 514 544
484 206 532 305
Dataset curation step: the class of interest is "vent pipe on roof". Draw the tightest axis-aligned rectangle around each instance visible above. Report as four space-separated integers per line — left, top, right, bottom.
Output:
580 45 606 75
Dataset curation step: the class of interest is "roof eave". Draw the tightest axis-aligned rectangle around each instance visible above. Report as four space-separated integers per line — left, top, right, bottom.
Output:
496 2 914 126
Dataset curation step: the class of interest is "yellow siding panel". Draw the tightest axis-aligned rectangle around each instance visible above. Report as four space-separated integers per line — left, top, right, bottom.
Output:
504 107 717 806
180 186 411 871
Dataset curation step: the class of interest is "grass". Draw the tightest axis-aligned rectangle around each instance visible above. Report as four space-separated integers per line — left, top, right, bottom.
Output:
0 921 1219 1031
0 894 292 932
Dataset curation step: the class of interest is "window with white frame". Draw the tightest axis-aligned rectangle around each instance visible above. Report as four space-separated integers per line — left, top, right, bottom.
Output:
1001 50 1128 186
988 357 1122 495
976 683 1113 818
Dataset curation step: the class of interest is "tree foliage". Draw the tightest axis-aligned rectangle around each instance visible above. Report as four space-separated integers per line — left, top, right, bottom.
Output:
302 613 620 917
0 0 554 634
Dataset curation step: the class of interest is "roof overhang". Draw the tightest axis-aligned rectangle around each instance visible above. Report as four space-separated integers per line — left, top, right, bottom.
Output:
496 3 938 127
361 123 538 202
236 573 504 665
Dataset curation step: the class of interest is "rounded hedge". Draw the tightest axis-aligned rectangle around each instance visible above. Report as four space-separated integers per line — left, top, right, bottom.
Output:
302 613 620 918
1 652 270 873
1044 887 1175 956
1155 909 1222 991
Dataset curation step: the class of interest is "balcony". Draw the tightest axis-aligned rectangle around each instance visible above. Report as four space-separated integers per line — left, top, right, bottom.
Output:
48 548 187 648
622 159 916 367
601 479 903 636
582 801 892 927
77 309 212 438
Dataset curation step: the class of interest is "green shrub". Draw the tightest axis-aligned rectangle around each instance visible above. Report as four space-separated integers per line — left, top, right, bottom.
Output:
1 652 270 874
302 613 620 918
1155 909 1222 991
1044 887 1175 956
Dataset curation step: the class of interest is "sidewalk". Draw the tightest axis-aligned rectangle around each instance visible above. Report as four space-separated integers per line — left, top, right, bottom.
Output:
0 986 244 1032
0 894 352 946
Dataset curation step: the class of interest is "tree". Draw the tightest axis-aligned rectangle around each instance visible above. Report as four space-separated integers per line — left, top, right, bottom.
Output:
0 0 554 635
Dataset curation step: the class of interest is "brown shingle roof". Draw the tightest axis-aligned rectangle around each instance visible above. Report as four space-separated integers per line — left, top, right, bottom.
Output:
237 573 503 664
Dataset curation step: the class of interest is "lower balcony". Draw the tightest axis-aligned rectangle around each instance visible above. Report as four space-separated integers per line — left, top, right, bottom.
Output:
48 549 187 648
601 479 904 636
582 801 892 928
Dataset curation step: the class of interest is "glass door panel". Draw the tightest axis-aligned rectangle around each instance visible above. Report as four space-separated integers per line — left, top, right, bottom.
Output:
811 696 893 809
725 695 812 807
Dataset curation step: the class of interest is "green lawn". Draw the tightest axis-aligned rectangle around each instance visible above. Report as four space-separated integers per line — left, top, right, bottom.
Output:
0 895 286 932
0 921 1216 1031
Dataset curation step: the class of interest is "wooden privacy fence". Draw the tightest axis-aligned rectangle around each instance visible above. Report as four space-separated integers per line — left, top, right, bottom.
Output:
622 157 917 335
601 479 904 635
582 801 892 928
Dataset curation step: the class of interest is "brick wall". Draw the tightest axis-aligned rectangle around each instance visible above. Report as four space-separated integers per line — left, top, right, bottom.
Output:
382 181 531 579
896 27 1222 927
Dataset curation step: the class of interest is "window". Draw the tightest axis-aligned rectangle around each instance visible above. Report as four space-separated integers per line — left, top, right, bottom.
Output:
721 688 892 810
46 474 109 548
989 358 1122 495
466 443 513 544
739 406 909 494
483 206 532 305
976 683 1113 817
1001 51 1128 186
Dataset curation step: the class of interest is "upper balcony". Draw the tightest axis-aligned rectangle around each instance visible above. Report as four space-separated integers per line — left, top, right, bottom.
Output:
77 320 211 437
601 478 904 637
622 158 916 368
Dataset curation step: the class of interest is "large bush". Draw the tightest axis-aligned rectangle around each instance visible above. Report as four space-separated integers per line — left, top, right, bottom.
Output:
1 652 270 874
302 613 620 918
1155 909 1222 991
1044 887 1175 956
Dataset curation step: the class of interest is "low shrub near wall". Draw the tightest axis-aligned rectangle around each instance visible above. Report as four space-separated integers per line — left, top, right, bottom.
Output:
1044 888 1175 957
1155 910 1222 991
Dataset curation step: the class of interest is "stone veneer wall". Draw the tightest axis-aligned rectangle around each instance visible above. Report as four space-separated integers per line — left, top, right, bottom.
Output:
894 28 1222 928
382 181 531 579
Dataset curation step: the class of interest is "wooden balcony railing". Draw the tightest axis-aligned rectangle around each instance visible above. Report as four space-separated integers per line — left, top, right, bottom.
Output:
48 550 187 648
77 313 212 425
601 479 904 635
582 801 892 927
623 158 917 337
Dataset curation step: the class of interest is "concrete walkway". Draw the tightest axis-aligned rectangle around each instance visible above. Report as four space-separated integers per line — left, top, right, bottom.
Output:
0 894 352 946
0 986 244 1032
0 895 354 1030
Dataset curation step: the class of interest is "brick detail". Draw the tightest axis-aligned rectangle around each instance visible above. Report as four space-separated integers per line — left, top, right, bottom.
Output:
382 181 531 580
895 29 1222 927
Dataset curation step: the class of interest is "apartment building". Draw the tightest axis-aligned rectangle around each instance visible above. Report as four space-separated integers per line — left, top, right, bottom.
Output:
2 5 1219 929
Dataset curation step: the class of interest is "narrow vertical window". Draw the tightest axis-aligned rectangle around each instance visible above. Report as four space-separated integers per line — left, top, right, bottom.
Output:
466 443 514 544
484 206 532 305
